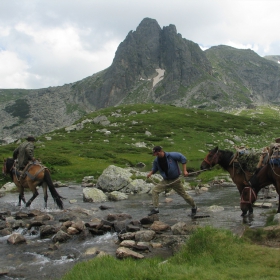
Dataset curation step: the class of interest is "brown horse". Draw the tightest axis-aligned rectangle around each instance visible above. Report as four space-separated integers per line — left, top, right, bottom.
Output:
240 162 280 215
2 158 63 209
200 146 255 215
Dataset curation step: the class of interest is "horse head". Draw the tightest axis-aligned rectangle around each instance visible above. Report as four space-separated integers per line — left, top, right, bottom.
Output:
200 146 219 170
240 186 257 216
2 158 14 177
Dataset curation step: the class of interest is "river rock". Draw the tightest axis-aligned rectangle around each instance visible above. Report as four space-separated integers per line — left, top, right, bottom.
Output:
0 228 12 236
7 233 26 244
135 230 155 242
108 191 128 201
96 165 133 192
119 240 136 248
1 182 17 192
67 226 79 235
52 230 71 243
83 187 107 202
116 247 144 259
150 221 170 232
72 220 85 231
118 232 136 241
106 213 132 221
40 225 58 238
0 268 8 276
254 202 272 208
171 222 197 235
208 205 224 212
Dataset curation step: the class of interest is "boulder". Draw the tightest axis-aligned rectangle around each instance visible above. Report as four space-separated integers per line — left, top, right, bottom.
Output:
83 187 107 203
1 182 17 192
96 165 133 192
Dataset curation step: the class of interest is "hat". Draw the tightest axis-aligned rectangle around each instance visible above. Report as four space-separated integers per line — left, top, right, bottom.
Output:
152 146 162 154
26 136 36 142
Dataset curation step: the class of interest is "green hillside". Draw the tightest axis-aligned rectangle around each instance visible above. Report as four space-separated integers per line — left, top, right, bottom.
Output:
1 104 279 183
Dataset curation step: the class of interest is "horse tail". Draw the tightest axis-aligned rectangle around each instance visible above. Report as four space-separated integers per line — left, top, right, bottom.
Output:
44 169 64 210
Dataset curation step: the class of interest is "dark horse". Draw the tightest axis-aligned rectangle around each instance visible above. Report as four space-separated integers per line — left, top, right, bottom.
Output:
200 147 257 216
2 158 63 209
240 162 280 215
201 146 280 216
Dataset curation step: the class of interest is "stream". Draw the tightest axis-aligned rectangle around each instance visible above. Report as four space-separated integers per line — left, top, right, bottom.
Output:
0 182 276 280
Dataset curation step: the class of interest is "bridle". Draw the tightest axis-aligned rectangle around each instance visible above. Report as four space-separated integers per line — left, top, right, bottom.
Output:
240 186 257 206
202 149 219 168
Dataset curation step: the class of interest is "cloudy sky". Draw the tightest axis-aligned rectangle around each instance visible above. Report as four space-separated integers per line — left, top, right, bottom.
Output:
0 0 279 89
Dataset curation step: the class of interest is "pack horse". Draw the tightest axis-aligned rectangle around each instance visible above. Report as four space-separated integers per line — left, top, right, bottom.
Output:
200 146 280 216
2 158 64 209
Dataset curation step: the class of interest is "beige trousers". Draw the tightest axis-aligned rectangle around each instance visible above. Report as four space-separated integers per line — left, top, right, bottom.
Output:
152 177 196 208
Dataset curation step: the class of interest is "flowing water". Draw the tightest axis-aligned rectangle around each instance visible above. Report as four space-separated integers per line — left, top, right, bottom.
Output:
0 183 276 280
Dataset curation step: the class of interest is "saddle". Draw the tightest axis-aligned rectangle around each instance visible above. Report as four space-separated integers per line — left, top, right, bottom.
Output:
14 160 45 181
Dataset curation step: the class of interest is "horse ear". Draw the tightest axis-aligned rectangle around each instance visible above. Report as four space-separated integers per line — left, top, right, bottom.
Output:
214 146 218 152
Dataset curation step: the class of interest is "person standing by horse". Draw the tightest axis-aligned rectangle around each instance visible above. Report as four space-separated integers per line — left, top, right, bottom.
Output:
13 136 36 172
147 146 197 217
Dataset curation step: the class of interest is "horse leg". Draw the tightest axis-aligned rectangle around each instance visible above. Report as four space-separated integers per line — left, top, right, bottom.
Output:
241 210 248 216
18 186 26 206
42 182 48 208
248 205 254 215
26 189 39 207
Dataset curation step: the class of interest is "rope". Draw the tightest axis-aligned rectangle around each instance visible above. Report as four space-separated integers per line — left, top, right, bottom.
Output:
269 160 280 177
146 169 208 186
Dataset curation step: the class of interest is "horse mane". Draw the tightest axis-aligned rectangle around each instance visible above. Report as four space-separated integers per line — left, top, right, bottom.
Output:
218 149 234 170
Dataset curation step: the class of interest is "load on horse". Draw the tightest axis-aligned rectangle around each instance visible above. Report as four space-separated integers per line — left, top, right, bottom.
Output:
2 136 64 209
200 141 280 216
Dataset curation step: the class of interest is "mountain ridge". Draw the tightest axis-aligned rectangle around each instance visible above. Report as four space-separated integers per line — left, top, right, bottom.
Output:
0 17 279 142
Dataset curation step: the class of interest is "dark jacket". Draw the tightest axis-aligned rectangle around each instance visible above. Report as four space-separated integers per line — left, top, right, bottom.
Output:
13 141 34 169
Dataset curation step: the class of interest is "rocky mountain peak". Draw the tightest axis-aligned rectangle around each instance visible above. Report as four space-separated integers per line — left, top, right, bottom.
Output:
0 18 280 143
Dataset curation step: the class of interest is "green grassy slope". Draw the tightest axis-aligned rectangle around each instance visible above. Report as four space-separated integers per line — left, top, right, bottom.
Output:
0 104 279 182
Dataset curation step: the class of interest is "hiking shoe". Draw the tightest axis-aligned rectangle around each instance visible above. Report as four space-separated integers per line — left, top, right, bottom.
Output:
148 209 159 216
191 207 197 217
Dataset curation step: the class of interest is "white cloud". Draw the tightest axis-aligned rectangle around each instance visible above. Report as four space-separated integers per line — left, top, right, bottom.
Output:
0 50 30 88
0 0 280 89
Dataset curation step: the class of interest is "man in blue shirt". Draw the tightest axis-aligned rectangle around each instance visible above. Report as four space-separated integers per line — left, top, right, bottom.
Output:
147 146 197 217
